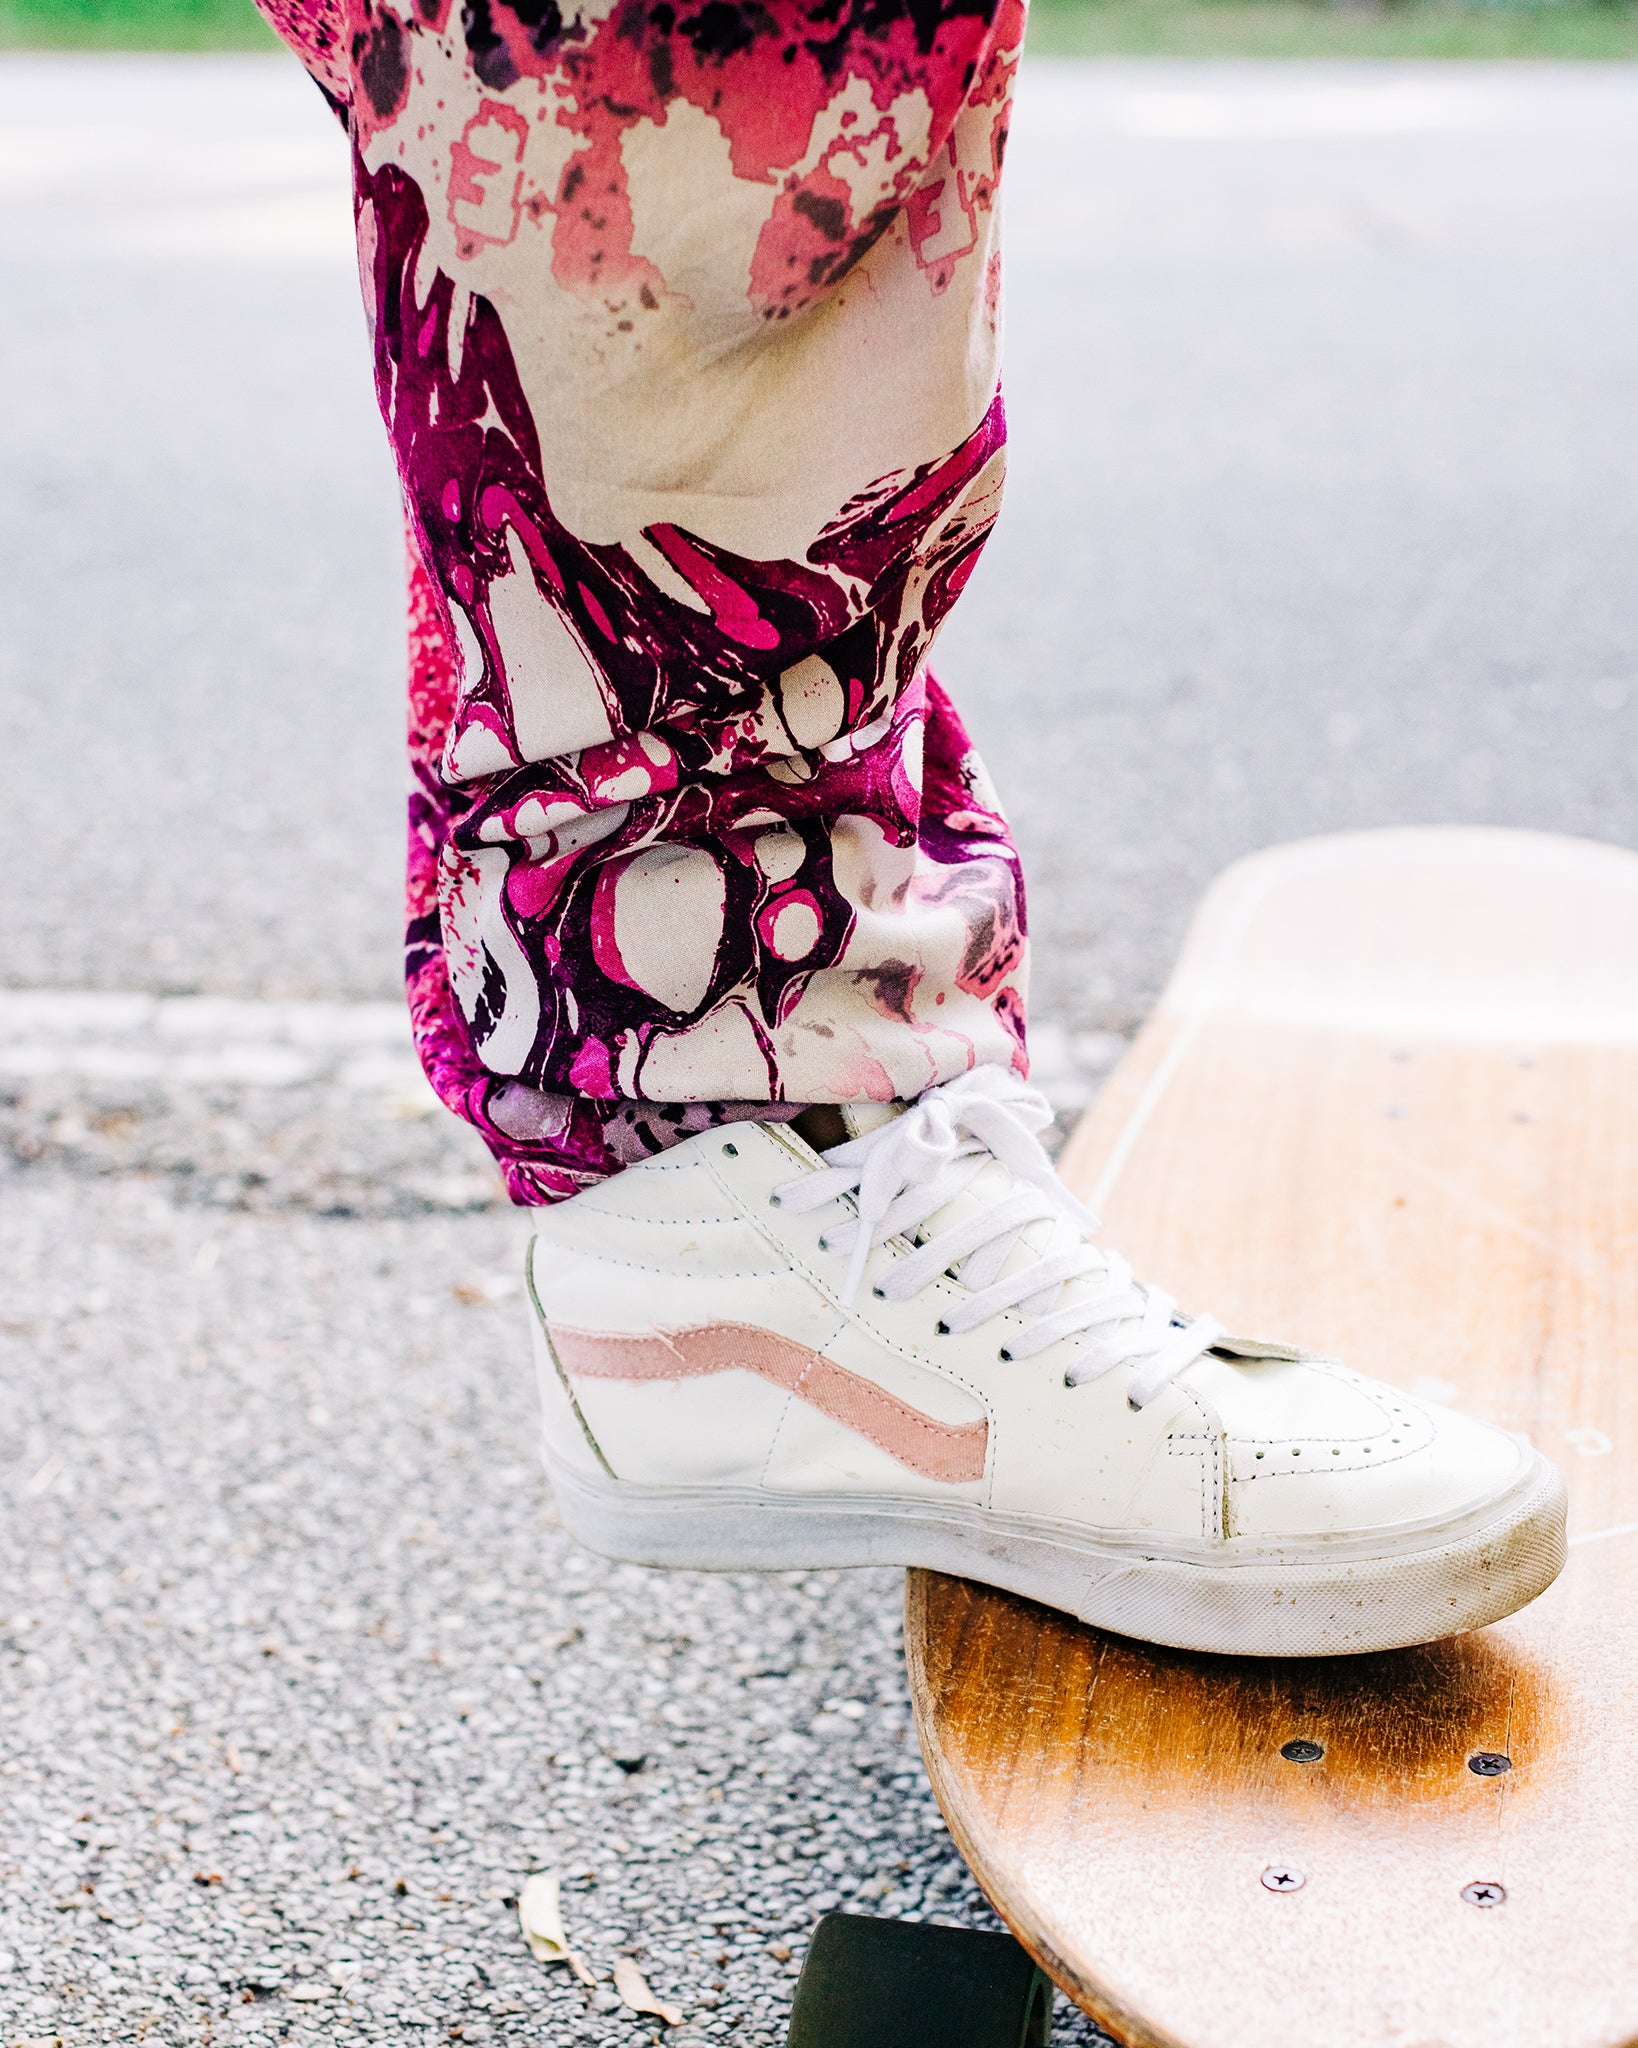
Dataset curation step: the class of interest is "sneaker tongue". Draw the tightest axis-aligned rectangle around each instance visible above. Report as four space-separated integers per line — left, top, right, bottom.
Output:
839 1087 1136 1345
841 1101 904 1140
921 1159 1079 1267
920 1159 1115 1319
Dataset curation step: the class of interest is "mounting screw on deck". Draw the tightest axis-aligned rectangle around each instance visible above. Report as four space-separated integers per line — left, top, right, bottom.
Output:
1261 1865 1306 1893
1467 1752 1512 1777
1280 1739 1324 1764
1461 1881 1507 1908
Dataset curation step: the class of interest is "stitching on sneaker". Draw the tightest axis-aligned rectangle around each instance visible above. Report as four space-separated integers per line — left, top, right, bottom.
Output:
526 1247 616 1478
756 1311 848 1492
705 1156 1003 1404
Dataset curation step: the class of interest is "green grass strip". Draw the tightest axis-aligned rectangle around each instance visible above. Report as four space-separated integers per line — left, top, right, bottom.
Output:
0 0 279 50
1028 0 1638 59
1 0 1635 58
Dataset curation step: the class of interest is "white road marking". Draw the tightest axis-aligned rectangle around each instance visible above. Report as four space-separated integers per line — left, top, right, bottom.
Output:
0 65 356 267
0 989 435 1104
1116 84 1485 141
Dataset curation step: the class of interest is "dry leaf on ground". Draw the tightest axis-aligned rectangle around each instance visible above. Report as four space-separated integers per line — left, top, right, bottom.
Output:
517 1872 596 1983
517 1872 569 1962
614 1955 685 2026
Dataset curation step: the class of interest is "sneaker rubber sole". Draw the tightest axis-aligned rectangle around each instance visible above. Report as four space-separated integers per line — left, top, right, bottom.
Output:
540 1441 1567 1658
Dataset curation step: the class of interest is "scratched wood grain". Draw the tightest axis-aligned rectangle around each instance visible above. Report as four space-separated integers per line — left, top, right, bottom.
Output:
906 828 1638 2048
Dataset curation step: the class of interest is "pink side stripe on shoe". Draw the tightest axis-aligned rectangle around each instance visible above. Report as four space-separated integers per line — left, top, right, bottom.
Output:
548 1323 989 1485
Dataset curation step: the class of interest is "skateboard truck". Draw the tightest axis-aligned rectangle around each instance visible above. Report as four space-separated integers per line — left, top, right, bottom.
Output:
785 1913 1053 2048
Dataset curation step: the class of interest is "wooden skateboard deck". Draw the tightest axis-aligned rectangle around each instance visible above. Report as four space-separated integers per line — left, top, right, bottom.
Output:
905 827 1638 2048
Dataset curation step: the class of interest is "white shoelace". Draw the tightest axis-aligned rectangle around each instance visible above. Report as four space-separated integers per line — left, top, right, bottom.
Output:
773 1068 1223 1409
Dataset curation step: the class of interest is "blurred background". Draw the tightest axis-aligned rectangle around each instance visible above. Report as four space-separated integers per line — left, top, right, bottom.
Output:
2 5 1635 2047
4 0 1638 1057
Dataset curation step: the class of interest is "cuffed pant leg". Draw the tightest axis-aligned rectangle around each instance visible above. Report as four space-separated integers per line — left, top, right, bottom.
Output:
260 0 1031 1204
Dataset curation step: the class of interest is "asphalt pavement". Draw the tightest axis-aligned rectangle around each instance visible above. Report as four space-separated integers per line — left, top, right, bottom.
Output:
3 56 1637 1019
3 49 1638 2048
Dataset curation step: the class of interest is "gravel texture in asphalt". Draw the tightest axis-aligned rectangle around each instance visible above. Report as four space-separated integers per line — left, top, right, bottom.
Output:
1 1162 1115 2048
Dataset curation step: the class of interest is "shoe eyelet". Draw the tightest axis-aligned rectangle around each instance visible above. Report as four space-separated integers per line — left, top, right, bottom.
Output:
998 1346 1012 1363
818 1237 832 1253
871 1286 885 1299
721 1141 738 1157
767 1192 782 1208
1127 1395 1142 1412
935 1320 950 1336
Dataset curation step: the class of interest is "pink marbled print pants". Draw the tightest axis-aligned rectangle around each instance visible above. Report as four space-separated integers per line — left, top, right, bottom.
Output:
259 0 1031 1205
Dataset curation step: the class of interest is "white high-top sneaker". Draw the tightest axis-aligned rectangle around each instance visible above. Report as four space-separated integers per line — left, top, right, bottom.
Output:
524 1070 1566 1656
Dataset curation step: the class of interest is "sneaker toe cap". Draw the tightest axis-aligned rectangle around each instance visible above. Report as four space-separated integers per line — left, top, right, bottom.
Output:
1219 1362 1536 1542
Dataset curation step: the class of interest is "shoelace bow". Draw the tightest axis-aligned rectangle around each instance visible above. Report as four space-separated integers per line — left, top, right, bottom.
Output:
773 1068 1223 1408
